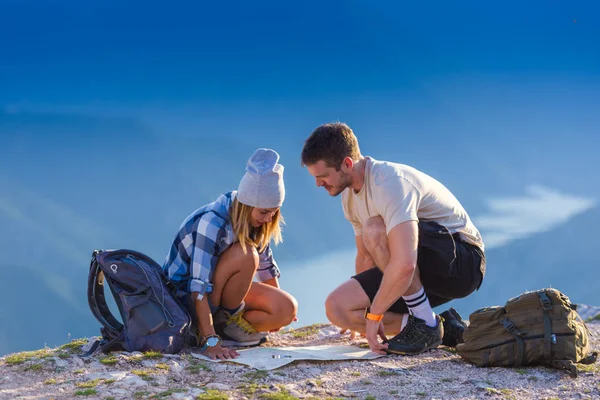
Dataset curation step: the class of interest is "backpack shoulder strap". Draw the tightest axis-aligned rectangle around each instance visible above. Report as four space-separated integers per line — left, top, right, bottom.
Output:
87 250 123 339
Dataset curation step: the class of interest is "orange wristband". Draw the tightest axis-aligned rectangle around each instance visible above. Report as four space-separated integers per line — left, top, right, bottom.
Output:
364 307 384 322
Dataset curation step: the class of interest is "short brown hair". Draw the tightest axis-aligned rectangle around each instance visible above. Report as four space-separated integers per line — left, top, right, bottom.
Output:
301 122 361 169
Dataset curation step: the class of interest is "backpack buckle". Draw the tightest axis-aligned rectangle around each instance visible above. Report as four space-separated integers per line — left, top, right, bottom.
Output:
538 292 553 311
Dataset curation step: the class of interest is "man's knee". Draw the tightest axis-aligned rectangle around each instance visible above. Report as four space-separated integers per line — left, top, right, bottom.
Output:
363 216 387 250
325 290 343 324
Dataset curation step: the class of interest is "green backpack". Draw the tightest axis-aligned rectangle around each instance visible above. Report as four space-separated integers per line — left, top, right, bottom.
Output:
456 288 597 377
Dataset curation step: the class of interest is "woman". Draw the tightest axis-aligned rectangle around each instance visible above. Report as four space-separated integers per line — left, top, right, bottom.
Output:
163 148 298 360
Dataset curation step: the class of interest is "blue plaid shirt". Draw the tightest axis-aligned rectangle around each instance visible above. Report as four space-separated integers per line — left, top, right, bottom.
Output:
162 191 281 300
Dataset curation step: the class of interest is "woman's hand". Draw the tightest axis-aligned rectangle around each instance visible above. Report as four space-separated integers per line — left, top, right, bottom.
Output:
203 343 239 360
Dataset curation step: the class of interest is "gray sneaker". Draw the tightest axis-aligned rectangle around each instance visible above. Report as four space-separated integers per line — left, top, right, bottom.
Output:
385 314 443 355
214 303 267 347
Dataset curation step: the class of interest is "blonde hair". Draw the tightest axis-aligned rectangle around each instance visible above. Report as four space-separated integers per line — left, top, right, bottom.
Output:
230 198 284 253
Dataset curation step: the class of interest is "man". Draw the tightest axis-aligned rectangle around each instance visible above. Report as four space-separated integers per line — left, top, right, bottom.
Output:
301 122 486 355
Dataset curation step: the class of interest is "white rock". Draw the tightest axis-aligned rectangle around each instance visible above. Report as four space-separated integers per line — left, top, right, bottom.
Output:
72 357 85 368
53 357 69 368
170 361 183 374
172 394 193 400
141 360 155 368
118 375 148 387
206 382 231 391
110 388 128 395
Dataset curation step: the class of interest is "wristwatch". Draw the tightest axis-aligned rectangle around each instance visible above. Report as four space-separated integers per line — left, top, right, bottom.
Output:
364 307 384 322
200 334 221 352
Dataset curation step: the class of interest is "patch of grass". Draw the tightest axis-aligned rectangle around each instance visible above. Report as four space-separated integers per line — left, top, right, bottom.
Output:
287 323 327 339
362 379 373 385
76 379 101 389
133 391 151 399
104 379 116 385
377 370 397 377
132 369 152 378
274 371 286 376
105 397 116 400
416 393 427 397
143 350 164 359
357 343 370 349
515 369 528 375
528 376 538 382
57 352 70 359
44 378 57 385
196 390 229 400
259 390 299 400
244 370 269 381
60 338 88 353
440 377 453 382
187 360 211 373
150 388 187 398
5 348 53 365
389 390 398 394
484 388 501 395
25 363 43 372
74 389 97 396
365 396 377 400
238 382 269 397
155 363 170 370
500 388 512 395
484 379 493 385
314 378 323 386
577 363 598 373
99 356 118 365
350 371 361 377
74 369 85 374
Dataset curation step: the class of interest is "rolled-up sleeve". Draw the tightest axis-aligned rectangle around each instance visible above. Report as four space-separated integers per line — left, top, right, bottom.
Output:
256 244 281 282
188 213 226 299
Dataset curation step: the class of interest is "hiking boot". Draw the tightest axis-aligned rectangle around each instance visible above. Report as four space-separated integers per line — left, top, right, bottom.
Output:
440 307 467 347
215 304 267 347
385 314 443 355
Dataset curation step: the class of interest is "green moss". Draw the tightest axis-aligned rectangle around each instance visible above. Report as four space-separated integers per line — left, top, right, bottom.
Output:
5 348 53 364
76 379 101 388
44 378 57 385
350 371 361 377
515 369 528 375
196 390 229 400
188 360 211 373
244 370 269 381
389 390 398 394
74 389 97 396
150 388 187 398
60 339 88 353
25 363 43 371
416 393 427 397
365 396 377 400
362 379 373 385
99 356 118 365
143 350 164 359
377 370 397 377
133 391 151 399
238 382 269 397
155 363 170 370
259 390 299 400
287 324 327 339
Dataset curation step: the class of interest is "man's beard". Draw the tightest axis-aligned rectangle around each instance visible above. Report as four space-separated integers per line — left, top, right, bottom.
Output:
327 173 352 197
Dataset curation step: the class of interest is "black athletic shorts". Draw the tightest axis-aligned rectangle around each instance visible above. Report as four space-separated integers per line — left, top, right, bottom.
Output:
352 221 486 314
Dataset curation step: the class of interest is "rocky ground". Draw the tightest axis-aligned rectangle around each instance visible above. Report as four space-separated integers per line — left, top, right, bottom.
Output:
1 319 599 400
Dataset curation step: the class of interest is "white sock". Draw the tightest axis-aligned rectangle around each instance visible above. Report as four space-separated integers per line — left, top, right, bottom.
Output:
402 287 437 327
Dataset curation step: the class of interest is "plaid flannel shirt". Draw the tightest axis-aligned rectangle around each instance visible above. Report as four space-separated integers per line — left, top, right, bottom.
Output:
162 191 281 300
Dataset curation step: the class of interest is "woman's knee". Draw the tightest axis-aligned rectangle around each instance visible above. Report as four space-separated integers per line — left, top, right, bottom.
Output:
219 242 259 271
276 292 298 325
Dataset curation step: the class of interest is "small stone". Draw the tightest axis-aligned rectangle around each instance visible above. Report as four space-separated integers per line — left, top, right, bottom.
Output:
206 382 230 391
53 357 68 368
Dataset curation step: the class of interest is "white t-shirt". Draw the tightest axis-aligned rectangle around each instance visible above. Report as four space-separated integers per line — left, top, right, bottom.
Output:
341 157 484 250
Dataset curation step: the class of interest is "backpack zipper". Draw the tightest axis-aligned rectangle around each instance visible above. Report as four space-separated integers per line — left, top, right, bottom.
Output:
478 332 575 350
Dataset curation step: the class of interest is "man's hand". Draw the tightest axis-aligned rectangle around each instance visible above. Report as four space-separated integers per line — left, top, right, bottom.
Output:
203 343 239 360
365 319 389 355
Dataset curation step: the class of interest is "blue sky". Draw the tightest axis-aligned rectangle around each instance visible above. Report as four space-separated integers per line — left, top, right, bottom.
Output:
0 0 599 351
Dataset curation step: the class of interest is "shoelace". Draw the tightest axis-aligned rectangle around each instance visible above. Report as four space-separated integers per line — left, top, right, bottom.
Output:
227 311 258 334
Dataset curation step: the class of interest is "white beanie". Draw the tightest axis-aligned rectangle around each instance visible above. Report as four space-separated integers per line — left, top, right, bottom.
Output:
237 148 285 208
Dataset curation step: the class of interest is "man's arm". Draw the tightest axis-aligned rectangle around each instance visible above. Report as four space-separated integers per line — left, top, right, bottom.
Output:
369 220 418 315
355 235 375 274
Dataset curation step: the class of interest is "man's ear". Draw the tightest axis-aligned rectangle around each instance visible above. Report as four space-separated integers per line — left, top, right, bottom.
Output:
342 156 354 171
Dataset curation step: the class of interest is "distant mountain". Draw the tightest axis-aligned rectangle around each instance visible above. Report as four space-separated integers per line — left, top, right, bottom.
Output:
449 205 600 317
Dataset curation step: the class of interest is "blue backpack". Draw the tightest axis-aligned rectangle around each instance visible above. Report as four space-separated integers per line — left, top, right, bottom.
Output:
86 249 192 354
